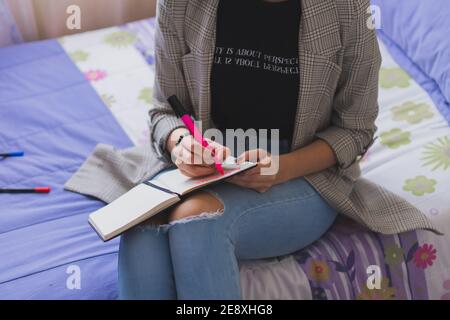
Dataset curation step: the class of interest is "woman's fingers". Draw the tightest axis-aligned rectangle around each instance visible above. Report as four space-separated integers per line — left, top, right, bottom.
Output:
236 149 257 164
180 136 214 165
207 140 231 161
227 177 270 193
237 149 269 164
230 172 276 185
175 151 215 177
228 172 266 184
178 147 209 166
241 163 264 176
227 149 277 193
173 135 230 178
174 140 218 177
178 162 215 178
240 153 274 177
180 136 231 165
176 139 211 166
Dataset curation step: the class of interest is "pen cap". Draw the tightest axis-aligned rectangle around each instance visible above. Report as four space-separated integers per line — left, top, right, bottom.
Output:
34 187 51 193
167 95 189 118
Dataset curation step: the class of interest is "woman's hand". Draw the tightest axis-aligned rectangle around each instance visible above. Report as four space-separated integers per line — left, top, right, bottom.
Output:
227 149 287 193
167 128 230 178
228 139 338 193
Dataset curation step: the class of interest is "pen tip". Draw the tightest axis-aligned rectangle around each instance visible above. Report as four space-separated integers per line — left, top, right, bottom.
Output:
214 162 224 175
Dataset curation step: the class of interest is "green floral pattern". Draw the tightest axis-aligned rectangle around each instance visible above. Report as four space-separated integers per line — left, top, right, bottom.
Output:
101 94 116 108
139 88 153 104
69 50 90 62
357 278 396 300
392 102 433 124
380 128 411 149
422 136 450 171
380 67 411 89
104 30 136 48
384 245 404 267
403 176 437 196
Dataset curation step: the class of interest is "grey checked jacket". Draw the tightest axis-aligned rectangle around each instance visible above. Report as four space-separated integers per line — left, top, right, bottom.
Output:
148 0 441 235
66 0 441 235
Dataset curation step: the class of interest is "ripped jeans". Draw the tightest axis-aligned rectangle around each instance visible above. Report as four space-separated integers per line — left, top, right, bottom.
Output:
118 178 337 299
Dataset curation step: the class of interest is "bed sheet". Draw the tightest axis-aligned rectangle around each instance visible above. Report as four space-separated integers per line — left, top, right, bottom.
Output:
1 17 449 300
0 39 131 299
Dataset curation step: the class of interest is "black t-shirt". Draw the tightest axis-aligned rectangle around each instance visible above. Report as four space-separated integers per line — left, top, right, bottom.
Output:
211 0 301 142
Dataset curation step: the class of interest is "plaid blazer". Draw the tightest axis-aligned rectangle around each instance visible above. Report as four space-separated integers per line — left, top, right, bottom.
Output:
147 0 440 235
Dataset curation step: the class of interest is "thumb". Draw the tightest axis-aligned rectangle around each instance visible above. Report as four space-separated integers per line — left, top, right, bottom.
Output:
237 149 259 164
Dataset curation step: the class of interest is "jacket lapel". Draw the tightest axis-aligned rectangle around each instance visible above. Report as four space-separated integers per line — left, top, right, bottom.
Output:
297 0 342 56
185 0 219 130
191 0 342 143
292 0 342 149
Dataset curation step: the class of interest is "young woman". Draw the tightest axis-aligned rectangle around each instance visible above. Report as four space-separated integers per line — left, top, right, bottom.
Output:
118 0 437 299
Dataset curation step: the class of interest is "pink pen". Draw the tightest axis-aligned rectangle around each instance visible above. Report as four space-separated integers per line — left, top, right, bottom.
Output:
167 95 224 175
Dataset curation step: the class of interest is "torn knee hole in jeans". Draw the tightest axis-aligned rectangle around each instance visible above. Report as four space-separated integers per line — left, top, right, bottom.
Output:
137 209 224 234
168 209 224 226
137 190 225 233
168 189 225 227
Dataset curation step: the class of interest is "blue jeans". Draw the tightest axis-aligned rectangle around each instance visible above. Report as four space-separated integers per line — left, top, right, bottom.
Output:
118 178 337 299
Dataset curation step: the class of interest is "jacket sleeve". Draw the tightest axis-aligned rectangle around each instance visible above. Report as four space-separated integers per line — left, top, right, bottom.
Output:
315 0 381 170
148 0 190 161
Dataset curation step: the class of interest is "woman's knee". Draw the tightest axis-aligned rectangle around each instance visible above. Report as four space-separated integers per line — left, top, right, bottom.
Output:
168 191 224 222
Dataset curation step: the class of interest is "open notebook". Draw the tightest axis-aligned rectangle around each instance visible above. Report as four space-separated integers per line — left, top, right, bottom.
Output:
89 158 256 241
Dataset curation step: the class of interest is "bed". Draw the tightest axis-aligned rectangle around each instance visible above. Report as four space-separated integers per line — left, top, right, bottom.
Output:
1 0 449 300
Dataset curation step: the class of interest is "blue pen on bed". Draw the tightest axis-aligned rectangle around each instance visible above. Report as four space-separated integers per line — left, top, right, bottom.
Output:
0 151 25 158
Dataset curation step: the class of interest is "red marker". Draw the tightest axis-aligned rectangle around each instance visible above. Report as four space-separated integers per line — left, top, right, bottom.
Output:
167 95 225 175
0 187 51 194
